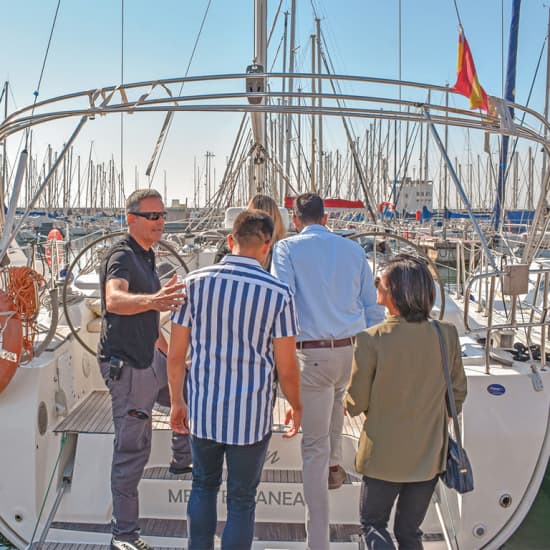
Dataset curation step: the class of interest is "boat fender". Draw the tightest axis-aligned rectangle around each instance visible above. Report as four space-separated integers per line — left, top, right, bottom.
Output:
45 228 64 267
0 290 23 394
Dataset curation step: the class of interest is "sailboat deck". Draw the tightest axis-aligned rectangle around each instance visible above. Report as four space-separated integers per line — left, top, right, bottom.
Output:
142 465 361 484
54 390 364 438
30 545 175 550
35 521 445 548
39 520 365 546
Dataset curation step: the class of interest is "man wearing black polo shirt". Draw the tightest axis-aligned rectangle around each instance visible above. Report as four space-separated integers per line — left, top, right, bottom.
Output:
98 188 187 550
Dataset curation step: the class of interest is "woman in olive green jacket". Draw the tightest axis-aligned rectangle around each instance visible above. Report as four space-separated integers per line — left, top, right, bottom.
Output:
345 255 467 549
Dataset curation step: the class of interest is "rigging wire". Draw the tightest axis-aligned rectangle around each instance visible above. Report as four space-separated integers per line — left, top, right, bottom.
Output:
317 30 377 209
270 31 286 71
28 0 62 146
451 0 464 29
120 0 125 206
502 0 505 97
192 0 286 204
17 0 62 210
146 0 213 185
267 0 284 49
502 34 547 195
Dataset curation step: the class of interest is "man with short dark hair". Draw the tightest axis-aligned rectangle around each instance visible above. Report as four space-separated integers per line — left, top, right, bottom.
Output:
98 188 189 550
168 209 302 550
271 193 384 550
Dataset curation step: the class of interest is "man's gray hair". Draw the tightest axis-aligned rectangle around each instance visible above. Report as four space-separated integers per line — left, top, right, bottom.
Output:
126 189 163 214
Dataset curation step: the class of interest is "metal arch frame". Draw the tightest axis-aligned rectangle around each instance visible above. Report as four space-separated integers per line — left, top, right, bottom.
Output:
2 70 550 268
61 231 189 356
1 72 549 146
346 231 446 320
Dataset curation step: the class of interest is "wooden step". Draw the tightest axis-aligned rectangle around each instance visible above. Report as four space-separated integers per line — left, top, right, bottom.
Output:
54 390 364 438
48 519 363 542
42 520 444 548
142 466 362 484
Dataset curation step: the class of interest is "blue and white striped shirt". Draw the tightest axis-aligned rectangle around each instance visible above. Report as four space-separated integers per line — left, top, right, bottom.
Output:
171 254 299 445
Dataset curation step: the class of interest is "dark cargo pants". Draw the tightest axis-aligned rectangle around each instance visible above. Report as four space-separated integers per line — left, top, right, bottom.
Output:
99 348 191 539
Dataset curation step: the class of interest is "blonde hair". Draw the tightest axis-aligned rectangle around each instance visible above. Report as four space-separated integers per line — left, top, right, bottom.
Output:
247 194 286 243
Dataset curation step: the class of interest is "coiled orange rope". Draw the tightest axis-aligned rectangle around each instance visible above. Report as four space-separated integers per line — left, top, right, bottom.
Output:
3 267 46 359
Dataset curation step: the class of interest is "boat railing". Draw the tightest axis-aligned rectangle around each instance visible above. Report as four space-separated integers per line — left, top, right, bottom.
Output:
2 72 549 151
463 266 550 373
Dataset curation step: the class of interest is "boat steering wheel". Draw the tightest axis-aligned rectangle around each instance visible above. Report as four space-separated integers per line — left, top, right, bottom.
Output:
62 231 189 356
346 231 445 320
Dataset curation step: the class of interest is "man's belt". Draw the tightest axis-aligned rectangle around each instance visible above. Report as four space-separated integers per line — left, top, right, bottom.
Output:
296 337 355 350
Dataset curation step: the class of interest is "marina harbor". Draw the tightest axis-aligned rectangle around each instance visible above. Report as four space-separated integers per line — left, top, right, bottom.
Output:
1 1 550 548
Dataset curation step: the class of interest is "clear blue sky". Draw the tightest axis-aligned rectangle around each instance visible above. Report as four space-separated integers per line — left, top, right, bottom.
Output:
1 0 548 206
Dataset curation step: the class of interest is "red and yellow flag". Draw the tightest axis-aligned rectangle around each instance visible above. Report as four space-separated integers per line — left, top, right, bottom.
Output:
452 29 488 111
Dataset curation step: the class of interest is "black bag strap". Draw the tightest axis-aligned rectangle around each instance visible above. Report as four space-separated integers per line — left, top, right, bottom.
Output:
432 320 467 463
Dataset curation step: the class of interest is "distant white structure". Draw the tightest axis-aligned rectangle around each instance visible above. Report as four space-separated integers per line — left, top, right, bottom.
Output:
396 178 433 214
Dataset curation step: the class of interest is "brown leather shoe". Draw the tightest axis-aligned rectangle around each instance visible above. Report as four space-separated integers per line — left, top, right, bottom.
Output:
328 465 347 490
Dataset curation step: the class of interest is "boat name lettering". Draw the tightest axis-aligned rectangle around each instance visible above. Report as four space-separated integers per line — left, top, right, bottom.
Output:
254 489 305 507
264 450 281 465
487 384 506 396
168 488 192 503
168 488 305 507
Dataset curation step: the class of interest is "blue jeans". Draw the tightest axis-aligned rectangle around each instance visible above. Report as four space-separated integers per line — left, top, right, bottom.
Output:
187 432 271 550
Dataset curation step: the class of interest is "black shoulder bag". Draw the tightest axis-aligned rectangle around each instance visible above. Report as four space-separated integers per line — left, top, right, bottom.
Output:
432 320 474 494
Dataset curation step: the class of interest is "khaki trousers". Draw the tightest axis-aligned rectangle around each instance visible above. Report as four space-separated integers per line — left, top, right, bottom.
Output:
297 345 354 550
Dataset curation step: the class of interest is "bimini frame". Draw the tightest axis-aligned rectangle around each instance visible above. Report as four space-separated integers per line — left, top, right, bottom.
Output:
0 71 549 266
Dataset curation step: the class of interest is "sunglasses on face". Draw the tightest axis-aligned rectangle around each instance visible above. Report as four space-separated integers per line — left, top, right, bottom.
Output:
129 211 167 221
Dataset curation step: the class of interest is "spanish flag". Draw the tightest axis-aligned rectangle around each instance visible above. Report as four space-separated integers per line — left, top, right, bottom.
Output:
452 28 488 111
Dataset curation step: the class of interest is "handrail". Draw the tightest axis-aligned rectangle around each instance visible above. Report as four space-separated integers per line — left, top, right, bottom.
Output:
463 266 550 331
346 230 446 319
463 270 505 332
482 320 550 374
433 486 459 550
463 266 550 373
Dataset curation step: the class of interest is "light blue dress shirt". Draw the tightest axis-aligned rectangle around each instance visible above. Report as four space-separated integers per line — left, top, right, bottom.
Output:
271 224 385 341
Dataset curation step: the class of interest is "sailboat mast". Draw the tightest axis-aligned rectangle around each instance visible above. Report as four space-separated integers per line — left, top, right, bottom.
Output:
494 0 521 229
541 8 550 191
284 0 297 199
316 18 323 193
251 0 267 196
279 10 288 202
523 6 550 262
310 33 316 192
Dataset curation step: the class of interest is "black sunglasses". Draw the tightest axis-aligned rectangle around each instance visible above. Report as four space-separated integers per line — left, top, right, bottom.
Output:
129 211 167 221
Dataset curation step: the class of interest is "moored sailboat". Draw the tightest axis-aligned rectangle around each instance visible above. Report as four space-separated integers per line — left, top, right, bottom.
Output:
1 1 550 548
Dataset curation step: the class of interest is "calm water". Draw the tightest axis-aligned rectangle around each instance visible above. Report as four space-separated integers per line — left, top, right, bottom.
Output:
504 462 550 549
